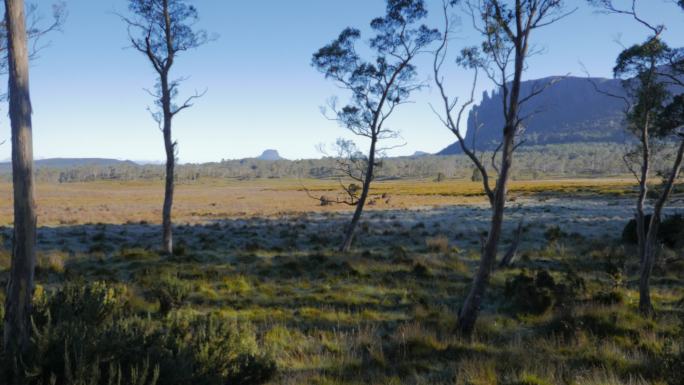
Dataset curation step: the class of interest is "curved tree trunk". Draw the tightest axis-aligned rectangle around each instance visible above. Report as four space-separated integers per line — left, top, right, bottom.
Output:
3 0 37 355
339 137 376 252
639 140 684 316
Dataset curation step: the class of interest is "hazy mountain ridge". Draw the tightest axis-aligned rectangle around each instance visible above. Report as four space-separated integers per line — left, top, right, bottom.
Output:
0 158 137 172
439 76 629 154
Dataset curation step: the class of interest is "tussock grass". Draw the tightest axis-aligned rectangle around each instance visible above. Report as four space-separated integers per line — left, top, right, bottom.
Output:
1 185 682 384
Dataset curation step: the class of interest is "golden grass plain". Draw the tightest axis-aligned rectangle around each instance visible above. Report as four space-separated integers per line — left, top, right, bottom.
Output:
0 177 639 226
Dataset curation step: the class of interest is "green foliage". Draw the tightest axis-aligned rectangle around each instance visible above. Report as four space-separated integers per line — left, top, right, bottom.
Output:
0 281 275 385
504 270 584 316
153 274 192 315
622 214 684 249
659 213 684 249
504 271 556 315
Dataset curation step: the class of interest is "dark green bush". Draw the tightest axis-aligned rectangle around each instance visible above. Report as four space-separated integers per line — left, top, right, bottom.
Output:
0 281 276 385
591 290 625 305
622 214 684 249
504 270 584 315
504 271 555 315
660 214 684 249
153 275 192 315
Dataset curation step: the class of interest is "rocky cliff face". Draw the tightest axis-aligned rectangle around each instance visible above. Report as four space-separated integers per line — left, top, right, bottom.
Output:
439 76 629 154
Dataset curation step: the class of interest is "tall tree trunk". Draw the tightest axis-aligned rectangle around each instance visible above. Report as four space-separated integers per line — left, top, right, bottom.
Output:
160 72 175 255
639 140 684 316
456 37 525 337
339 137 376 252
635 117 651 267
456 131 514 336
3 0 37 355
162 119 174 255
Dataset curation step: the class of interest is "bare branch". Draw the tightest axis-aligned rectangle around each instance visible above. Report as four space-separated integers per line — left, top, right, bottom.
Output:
171 88 207 116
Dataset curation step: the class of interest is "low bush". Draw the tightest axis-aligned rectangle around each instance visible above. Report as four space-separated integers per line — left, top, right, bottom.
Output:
504 270 584 315
622 214 684 249
0 281 276 385
504 270 556 315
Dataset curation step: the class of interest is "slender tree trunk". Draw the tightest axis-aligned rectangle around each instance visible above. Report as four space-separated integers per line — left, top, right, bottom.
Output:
499 220 523 268
635 117 651 267
3 0 37 355
639 220 658 316
339 137 377 252
639 140 684 316
161 76 174 255
162 120 174 255
456 38 525 337
456 131 514 336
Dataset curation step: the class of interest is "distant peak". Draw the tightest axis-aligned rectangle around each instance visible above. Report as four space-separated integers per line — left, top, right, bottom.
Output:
411 151 430 157
257 149 285 161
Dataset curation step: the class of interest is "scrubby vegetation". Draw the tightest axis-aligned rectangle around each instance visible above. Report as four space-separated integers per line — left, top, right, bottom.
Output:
0 200 682 384
13 143 680 184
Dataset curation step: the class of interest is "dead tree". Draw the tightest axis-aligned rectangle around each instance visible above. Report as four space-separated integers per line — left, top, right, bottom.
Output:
433 0 574 337
3 0 37 355
122 0 210 255
312 0 439 252
591 0 684 316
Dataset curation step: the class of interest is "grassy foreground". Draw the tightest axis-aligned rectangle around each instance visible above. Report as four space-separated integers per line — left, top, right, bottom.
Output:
0 178 682 384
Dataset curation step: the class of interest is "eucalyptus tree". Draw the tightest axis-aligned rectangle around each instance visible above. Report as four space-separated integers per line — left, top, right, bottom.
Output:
432 0 574 337
2 0 64 356
3 0 37 355
122 0 210 255
591 0 684 316
312 0 439 252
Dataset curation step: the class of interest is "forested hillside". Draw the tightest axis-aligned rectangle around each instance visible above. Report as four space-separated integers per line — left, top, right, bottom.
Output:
8 143 675 183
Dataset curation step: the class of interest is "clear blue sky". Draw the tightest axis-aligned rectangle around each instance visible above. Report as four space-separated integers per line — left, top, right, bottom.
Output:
4 0 684 163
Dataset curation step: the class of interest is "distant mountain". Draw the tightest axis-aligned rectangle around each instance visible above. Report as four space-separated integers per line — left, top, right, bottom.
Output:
439 76 629 155
411 151 431 158
256 149 285 161
0 158 137 172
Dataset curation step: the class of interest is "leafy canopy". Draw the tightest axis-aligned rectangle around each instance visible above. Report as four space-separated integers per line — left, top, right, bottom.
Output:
127 0 209 70
312 0 439 138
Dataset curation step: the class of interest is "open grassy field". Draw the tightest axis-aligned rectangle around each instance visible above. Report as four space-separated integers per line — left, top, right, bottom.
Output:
1 177 683 384
0 178 640 226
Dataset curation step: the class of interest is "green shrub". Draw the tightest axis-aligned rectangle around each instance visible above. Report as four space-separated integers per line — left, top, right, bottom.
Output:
622 214 684 248
153 275 193 315
504 271 556 315
0 281 275 385
591 290 625 305
504 270 584 315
